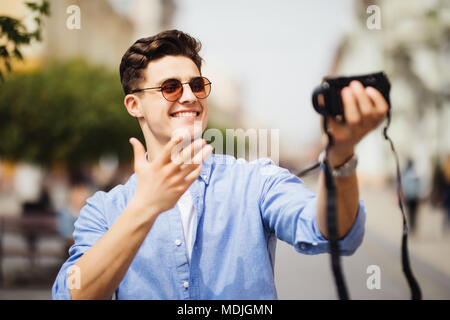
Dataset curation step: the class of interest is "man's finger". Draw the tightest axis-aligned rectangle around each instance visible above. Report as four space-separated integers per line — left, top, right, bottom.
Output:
176 138 205 165
129 138 146 169
175 143 213 176
341 87 361 126
350 81 375 121
158 135 184 165
366 86 389 117
183 164 203 183
191 144 214 165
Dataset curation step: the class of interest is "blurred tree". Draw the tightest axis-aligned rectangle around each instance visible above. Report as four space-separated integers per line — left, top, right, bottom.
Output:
0 59 143 169
0 0 50 81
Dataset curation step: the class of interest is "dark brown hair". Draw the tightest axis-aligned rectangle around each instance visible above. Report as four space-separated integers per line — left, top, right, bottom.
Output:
119 30 203 94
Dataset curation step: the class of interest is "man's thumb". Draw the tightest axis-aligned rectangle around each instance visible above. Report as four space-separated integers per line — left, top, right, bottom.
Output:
129 137 146 167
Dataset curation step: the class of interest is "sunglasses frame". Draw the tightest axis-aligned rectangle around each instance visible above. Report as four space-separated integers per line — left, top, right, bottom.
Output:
131 76 212 102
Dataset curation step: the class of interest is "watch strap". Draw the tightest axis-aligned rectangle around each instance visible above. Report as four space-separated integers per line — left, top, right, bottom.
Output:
318 151 358 178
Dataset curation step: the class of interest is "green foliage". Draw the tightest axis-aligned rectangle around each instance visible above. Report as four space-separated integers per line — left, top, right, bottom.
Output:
0 59 143 168
0 0 50 81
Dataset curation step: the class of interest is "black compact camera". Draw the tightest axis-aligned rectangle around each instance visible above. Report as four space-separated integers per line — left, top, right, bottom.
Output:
312 71 391 119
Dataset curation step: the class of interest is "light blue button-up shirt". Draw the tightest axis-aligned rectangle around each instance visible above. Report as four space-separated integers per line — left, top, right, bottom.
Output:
52 153 366 299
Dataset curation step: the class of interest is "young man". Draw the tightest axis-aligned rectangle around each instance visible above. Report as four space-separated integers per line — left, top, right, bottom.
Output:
52 30 389 299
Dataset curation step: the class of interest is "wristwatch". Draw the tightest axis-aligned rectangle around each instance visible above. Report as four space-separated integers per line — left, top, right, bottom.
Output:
318 151 358 178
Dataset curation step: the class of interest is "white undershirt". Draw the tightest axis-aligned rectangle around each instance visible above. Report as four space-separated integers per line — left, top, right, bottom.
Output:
177 190 195 263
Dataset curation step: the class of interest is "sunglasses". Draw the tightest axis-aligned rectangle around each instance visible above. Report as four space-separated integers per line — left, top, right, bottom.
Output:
131 76 212 102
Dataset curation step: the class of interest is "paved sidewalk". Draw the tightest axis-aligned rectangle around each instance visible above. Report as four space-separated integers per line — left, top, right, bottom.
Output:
360 184 450 279
274 175 450 299
302 173 450 279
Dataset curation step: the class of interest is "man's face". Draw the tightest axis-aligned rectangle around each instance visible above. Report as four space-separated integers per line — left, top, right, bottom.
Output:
136 55 209 144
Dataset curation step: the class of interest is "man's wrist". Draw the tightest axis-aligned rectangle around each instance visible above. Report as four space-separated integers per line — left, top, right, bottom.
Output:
318 148 358 178
128 197 160 223
328 147 355 168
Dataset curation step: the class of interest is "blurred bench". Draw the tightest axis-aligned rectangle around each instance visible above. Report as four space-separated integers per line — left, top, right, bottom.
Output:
0 213 66 286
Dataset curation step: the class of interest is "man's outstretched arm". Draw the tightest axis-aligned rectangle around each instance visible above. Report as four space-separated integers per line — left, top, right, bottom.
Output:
316 81 389 239
317 158 359 240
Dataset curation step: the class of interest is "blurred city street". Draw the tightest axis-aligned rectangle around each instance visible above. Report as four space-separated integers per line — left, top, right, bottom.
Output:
275 176 450 300
0 177 449 300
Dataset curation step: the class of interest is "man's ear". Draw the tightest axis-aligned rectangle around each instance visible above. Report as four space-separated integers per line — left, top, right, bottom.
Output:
124 94 144 118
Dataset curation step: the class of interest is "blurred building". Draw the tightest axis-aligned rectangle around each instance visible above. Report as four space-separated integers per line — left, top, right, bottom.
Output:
44 0 179 68
0 0 245 211
43 0 133 68
331 0 450 192
1 0 177 68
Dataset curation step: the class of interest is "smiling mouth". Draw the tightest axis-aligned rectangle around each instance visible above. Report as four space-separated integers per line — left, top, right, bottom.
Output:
170 111 201 118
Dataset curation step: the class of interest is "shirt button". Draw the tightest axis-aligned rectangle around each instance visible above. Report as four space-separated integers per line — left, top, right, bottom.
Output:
183 281 189 288
175 239 182 246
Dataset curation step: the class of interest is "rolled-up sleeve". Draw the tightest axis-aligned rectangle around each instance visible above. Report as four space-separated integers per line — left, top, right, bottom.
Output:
52 191 109 300
258 158 366 256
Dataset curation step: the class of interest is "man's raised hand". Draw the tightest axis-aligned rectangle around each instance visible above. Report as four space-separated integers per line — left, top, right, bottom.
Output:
129 136 213 215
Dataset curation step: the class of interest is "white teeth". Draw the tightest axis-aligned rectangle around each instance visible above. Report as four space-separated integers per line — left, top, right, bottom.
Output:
172 112 198 118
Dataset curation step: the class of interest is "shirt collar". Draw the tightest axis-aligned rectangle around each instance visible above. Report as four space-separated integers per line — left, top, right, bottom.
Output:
199 153 213 185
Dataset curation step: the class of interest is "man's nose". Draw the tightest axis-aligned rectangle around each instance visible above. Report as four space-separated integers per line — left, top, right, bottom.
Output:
178 83 196 104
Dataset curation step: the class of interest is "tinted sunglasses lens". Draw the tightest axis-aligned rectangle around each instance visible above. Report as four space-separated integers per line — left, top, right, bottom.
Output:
161 79 182 101
191 77 211 99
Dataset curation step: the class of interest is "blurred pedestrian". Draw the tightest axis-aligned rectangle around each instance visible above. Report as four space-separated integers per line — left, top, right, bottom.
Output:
442 155 450 229
21 184 53 266
402 159 421 234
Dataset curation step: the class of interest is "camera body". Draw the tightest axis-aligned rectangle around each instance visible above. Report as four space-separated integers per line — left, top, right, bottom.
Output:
312 72 391 118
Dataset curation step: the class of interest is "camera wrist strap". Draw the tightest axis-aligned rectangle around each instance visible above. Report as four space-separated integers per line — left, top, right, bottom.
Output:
322 116 350 300
296 116 350 299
